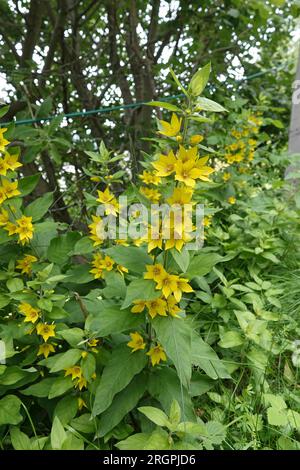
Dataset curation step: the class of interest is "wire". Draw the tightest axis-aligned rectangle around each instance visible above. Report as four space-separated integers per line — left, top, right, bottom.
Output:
0 94 184 127
0 62 292 127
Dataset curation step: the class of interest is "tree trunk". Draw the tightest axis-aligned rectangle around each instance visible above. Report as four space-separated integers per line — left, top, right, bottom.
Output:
288 45 300 154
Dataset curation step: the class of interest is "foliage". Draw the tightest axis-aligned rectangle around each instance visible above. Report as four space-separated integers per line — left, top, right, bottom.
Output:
0 60 299 452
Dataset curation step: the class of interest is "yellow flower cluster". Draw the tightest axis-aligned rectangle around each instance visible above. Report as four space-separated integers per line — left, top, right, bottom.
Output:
0 128 34 245
224 114 262 165
127 331 166 366
16 254 38 274
65 365 97 391
18 302 56 358
90 252 128 279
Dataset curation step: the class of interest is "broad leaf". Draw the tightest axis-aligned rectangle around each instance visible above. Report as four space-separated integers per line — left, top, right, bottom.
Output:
92 344 147 416
152 317 192 388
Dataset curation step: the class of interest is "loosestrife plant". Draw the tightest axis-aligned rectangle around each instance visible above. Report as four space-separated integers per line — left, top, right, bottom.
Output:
2 65 294 451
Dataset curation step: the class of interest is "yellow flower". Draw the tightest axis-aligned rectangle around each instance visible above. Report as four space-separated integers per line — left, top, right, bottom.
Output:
0 208 9 226
222 172 231 182
90 252 104 279
15 215 34 245
173 277 193 302
96 187 114 204
177 145 198 163
203 215 212 227
166 295 181 317
190 134 204 145
87 338 99 348
36 323 56 342
147 344 167 366
4 221 17 236
146 298 168 319
78 397 87 411
97 188 118 216
90 176 101 182
139 170 161 186
131 300 147 313
16 254 38 274
144 264 166 283
19 302 41 323
88 215 104 246
37 343 55 358
100 255 115 271
174 160 204 187
0 158 9 176
0 128 10 152
0 186 7 204
167 186 194 205
152 150 177 177
65 365 82 380
147 224 163 253
155 271 179 298
140 187 161 203
158 113 182 138
75 376 87 391
127 332 146 352
116 264 128 276
228 196 236 205
1 179 21 199
3 152 22 171
194 156 214 181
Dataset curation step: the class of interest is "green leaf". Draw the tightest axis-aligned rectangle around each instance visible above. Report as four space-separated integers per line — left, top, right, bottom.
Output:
24 192 53 221
196 97 227 113
81 353 96 381
58 328 84 347
97 374 147 437
31 221 58 258
0 395 22 425
191 333 231 379
50 349 82 373
116 433 151 450
10 427 31 450
65 264 93 284
47 232 81 264
87 306 143 337
186 253 223 279
48 376 74 399
189 63 211 96
171 248 190 272
73 237 94 255
190 372 215 397
122 278 160 309
146 101 182 112
267 407 288 427
218 330 244 348
37 96 52 118
0 105 9 118
51 416 67 450
92 344 147 416
21 378 56 397
18 174 40 197
169 68 188 97
105 246 153 274
61 433 84 450
6 277 24 292
152 316 192 388
54 396 78 425
148 368 195 421
169 399 181 426
138 406 171 428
